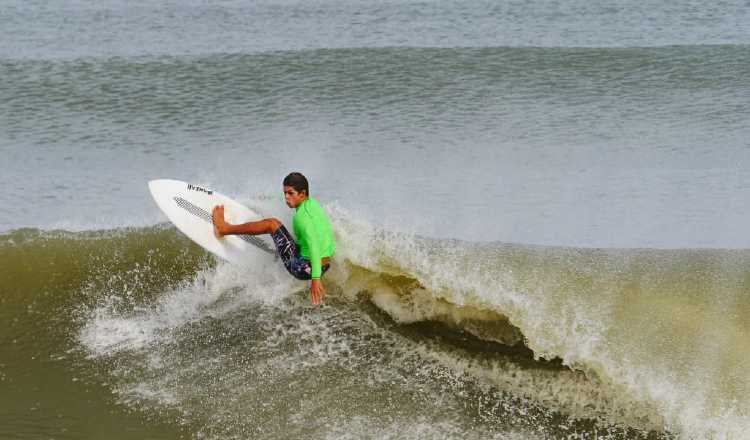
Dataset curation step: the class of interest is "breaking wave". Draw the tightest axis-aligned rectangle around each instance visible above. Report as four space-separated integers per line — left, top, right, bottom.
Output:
3 203 749 439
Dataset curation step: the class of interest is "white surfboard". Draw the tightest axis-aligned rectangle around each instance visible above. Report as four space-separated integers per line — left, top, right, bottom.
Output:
148 179 276 266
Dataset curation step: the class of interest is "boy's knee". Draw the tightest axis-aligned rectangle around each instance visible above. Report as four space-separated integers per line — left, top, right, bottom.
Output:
267 218 282 232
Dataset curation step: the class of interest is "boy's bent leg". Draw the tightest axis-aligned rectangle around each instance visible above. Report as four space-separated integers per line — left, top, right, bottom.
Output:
234 218 282 235
213 205 282 236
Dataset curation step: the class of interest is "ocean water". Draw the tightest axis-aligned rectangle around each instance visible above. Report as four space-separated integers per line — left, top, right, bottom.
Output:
2 1 750 439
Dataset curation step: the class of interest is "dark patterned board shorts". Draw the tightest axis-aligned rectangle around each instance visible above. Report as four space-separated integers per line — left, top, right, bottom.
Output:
271 225 330 280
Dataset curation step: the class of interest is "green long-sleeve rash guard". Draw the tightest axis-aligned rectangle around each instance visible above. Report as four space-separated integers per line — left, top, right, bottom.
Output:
292 198 336 279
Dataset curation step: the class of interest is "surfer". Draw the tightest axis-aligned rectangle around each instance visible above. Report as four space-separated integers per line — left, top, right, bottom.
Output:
211 172 336 305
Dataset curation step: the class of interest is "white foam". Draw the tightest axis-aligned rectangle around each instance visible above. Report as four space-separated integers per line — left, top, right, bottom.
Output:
79 257 301 356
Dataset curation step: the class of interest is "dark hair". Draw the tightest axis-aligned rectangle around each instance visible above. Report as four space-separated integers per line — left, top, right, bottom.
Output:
283 172 309 195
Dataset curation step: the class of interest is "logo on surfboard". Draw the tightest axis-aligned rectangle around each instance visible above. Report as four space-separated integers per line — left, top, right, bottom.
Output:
187 183 213 195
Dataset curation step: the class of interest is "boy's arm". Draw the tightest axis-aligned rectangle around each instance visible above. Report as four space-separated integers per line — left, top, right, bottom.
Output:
299 215 326 305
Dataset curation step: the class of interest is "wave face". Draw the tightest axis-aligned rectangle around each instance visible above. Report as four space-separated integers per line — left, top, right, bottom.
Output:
3 208 749 439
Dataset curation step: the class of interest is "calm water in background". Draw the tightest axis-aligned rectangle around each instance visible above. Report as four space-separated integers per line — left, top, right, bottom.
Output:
2 0 750 247
2 1 750 439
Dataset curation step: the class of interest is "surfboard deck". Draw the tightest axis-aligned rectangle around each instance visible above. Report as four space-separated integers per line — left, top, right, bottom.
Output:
148 179 276 266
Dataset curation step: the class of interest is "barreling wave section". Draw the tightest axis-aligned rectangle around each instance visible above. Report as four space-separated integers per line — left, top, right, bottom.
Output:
3 209 750 438
326 206 750 439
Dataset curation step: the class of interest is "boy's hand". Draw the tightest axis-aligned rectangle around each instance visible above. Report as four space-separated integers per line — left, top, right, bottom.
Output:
310 279 325 305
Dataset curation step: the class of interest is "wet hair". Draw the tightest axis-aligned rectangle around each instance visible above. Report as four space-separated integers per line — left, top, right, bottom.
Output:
283 172 309 195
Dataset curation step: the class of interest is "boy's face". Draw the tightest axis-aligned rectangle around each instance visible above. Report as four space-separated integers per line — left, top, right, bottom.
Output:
284 186 306 208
